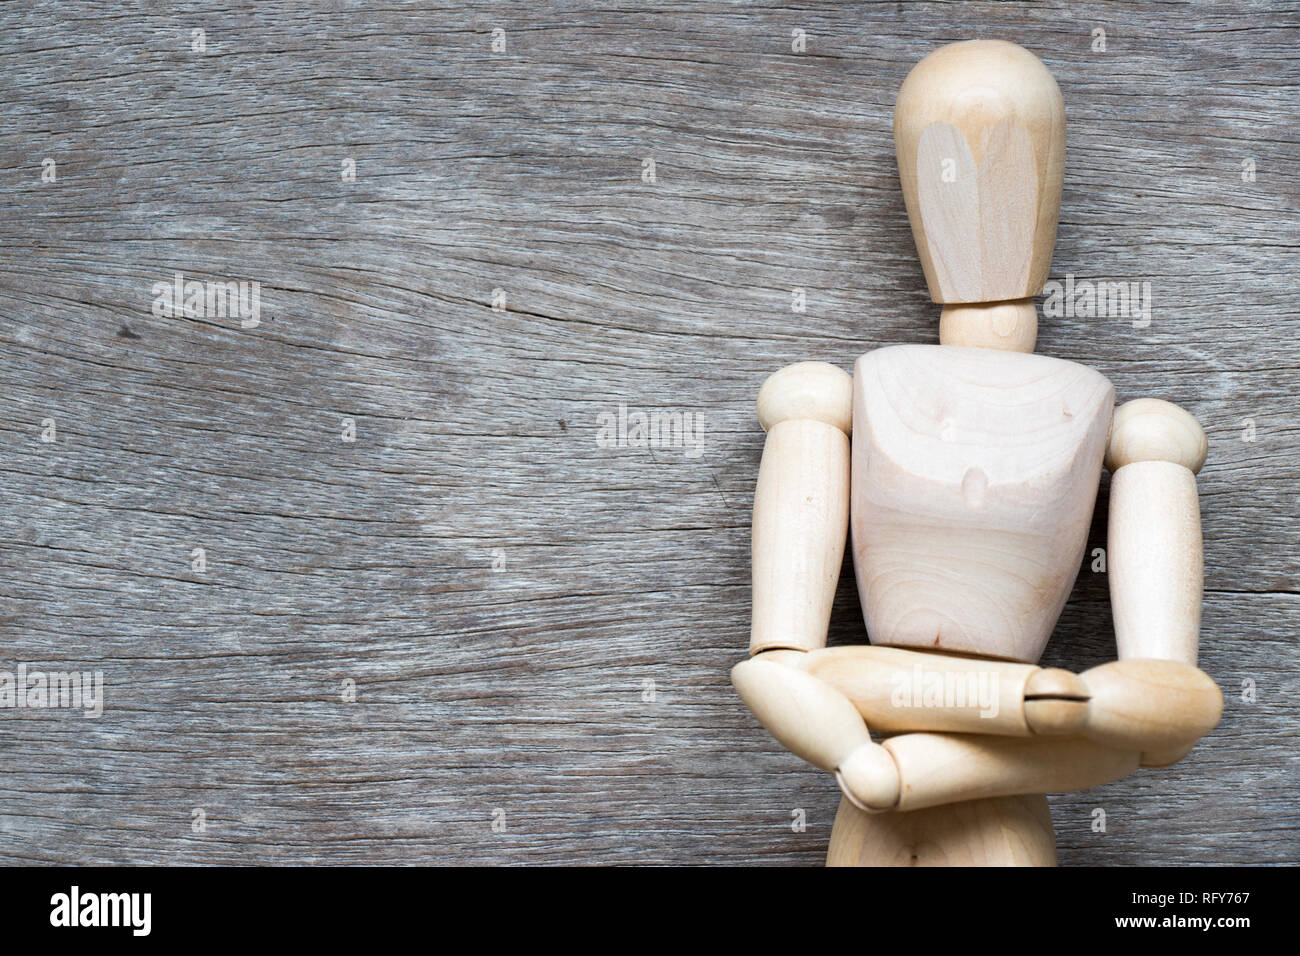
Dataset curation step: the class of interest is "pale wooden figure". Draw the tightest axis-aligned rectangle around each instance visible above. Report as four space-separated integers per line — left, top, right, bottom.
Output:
733 40 1221 866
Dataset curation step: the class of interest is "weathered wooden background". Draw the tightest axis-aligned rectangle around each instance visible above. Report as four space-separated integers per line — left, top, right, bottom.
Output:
0 1 1295 865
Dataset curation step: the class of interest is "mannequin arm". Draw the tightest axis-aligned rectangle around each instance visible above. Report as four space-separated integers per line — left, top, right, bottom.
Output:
734 651 1142 812
1090 397 1220 765
739 361 904 808
736 647 1221 812
788 645 1221 762
749 361 852 655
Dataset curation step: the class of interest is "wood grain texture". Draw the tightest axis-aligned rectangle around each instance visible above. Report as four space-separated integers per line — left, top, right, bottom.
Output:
0 1 1295 865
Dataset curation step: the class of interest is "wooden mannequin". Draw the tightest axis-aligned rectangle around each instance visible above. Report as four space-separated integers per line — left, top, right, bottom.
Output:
733 39 1221 866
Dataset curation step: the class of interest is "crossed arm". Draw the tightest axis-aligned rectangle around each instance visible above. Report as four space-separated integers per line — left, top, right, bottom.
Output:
734 363 1222 813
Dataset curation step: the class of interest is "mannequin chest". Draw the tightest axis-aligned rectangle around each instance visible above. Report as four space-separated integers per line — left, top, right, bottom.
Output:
850 344 1115 663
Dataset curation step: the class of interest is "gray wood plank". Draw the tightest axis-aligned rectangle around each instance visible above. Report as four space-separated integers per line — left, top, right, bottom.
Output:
0 1 1295 864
